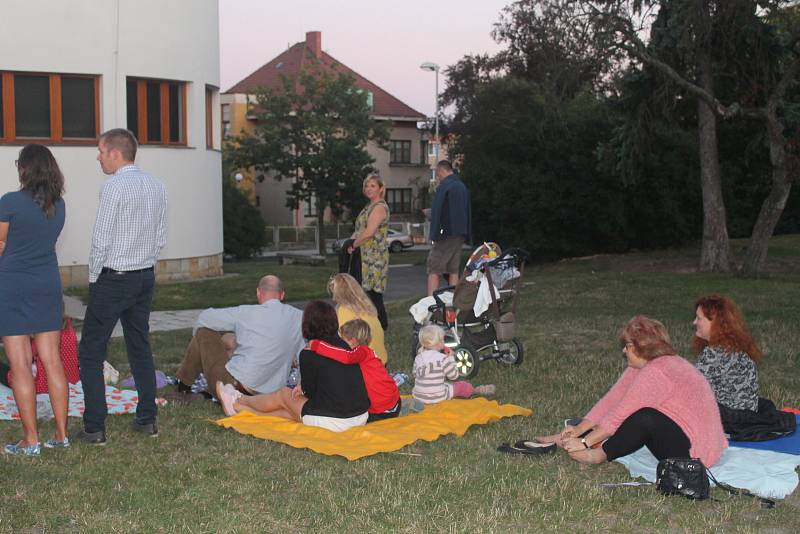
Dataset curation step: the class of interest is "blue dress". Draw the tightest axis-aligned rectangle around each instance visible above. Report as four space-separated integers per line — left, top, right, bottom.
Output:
0 190 65 336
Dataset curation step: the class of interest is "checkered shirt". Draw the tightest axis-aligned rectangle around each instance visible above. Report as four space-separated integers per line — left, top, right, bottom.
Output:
88 164 168 282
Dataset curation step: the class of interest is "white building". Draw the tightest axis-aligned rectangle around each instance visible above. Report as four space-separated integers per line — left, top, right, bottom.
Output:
0 0 223 286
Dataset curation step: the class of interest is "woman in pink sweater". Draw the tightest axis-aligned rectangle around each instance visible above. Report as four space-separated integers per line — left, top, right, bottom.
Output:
545 316 727 467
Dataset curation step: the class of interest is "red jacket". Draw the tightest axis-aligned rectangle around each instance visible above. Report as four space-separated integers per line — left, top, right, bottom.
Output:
7 321 80 394
309 340 399 414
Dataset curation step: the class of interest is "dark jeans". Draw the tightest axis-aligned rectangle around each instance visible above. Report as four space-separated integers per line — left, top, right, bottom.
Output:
79 269 156 432
602 408 691 461
366 398 401 423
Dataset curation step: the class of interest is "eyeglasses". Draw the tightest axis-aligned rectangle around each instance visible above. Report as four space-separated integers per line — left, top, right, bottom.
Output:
621 341 633 353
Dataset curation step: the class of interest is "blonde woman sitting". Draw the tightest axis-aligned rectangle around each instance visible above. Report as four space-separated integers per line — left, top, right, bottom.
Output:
328 273 388 364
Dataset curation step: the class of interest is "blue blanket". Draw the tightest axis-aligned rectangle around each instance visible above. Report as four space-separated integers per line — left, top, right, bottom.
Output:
615 446 800 499
728 414 800 455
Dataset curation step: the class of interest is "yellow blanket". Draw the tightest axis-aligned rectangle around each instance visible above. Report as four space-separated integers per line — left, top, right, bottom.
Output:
212 397 532 461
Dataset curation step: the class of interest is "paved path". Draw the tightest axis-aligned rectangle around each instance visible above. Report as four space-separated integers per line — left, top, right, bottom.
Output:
64 263 429 338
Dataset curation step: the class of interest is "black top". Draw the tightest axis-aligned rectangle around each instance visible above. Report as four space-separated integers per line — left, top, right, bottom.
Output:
300 335 370 418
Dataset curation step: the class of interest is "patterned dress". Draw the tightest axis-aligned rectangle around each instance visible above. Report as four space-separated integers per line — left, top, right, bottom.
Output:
355 200 389 293
695 346 759 411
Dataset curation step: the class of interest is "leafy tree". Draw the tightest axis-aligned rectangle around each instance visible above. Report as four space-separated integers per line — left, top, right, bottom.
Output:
442 2 628 258
227 60 389 255
585 0 800 275
222 174 267 259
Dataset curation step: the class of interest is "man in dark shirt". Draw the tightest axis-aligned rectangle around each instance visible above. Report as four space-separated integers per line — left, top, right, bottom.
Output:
427 160 471 295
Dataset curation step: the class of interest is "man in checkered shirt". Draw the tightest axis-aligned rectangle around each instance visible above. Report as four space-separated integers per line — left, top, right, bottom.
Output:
71 128 168 446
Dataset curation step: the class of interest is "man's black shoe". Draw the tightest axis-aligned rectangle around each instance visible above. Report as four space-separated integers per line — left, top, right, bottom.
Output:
69 427 107 446
131 420 158 437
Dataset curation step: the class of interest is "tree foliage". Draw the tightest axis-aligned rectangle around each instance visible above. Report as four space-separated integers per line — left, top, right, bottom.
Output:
443 0 800 271
226 60 389 255
222 174 267 260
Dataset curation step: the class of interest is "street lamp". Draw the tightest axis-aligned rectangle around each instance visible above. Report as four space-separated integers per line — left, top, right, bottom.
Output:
420 62 440 176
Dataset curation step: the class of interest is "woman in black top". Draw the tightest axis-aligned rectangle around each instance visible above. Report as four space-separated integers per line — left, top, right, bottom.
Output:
216 300 370 432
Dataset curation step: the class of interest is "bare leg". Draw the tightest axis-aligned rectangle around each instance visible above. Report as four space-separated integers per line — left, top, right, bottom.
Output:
235 387 306 422
569 447 607 464
34 331 68 441
447 272 459 287
427 273 441 296
3 335 38 446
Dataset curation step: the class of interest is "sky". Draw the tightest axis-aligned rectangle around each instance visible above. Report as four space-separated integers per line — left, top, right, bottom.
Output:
218 0 513 116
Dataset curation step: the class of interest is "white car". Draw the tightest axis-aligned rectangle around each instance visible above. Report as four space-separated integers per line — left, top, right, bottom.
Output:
331 228 415 253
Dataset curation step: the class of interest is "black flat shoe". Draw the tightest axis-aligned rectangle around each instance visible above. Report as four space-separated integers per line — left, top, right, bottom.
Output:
497 441 557 456
514 439 557 451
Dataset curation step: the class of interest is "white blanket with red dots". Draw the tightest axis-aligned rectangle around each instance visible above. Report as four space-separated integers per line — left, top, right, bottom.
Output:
0 382 166 420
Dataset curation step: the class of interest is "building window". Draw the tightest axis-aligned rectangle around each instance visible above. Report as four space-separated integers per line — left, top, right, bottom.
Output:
389 140 411 164
221 103 231 139
305 195 316 217
205 86 215 149
126 77 186 145
0 71 99 143
420 140 429 165
386 188 412 215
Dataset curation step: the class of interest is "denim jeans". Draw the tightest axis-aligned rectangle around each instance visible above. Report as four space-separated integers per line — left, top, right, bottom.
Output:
79 270 156 432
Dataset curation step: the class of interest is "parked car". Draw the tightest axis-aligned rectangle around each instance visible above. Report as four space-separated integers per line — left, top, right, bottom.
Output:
331 228 415 254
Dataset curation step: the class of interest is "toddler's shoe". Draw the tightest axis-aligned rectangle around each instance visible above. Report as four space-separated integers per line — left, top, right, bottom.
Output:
474 384 496 396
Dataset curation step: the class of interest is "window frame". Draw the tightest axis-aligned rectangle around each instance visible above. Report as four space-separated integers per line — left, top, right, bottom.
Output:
386 187 412 215
389 139 412 164
221 103 231 140
127 77 188 146
0 71 100 145
205 85 215 149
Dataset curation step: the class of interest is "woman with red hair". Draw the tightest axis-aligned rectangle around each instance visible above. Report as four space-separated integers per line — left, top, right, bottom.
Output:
693 294 761 412
539 316 726 467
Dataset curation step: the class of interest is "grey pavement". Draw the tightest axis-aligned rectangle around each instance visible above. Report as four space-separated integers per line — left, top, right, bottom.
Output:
64 262 429 338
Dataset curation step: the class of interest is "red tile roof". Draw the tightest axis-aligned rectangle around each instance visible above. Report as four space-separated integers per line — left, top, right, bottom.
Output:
225 33 425 120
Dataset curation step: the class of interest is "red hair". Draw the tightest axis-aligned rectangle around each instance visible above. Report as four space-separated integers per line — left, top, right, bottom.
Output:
692 294 762 363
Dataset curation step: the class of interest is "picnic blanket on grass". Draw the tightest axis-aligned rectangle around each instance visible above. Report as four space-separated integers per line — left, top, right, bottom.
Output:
615 445 800 499
0 382 165 420
728 414 800 455
213 397 531 461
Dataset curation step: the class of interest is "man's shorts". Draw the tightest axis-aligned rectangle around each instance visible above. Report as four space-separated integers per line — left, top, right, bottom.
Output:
427 235 465 275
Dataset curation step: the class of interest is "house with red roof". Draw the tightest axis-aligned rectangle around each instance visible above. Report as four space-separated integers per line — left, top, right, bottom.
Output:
222 31 432 226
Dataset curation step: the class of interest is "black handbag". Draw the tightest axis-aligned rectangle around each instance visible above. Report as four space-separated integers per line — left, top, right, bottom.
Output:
656 457 776 508
656 458 709 500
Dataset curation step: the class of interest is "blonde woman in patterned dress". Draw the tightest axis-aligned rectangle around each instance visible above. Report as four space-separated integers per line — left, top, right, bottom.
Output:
347 175 390 329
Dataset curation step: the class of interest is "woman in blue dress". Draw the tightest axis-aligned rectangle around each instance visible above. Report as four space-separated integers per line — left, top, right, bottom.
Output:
0 144 67 456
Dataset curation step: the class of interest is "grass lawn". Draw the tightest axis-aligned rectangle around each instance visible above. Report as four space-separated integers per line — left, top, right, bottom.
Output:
4 236 800 532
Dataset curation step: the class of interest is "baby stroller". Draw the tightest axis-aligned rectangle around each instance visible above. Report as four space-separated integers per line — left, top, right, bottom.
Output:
410 243 529 378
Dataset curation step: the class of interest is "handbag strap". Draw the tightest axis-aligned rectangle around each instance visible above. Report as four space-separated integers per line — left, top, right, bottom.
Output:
705 469 776 509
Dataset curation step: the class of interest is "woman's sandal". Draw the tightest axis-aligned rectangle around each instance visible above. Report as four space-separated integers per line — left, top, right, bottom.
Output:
497 440 557 456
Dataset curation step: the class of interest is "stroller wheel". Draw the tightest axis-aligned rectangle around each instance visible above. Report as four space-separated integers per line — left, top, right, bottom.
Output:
453 346 480 379
498 338 524 366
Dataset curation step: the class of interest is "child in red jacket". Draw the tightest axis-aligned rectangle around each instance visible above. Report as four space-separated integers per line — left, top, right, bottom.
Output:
310 319 401 422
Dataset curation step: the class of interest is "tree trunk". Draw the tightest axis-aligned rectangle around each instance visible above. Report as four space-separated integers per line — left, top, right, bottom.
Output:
695 1 730 272
742 104 794 277
317 202 327 257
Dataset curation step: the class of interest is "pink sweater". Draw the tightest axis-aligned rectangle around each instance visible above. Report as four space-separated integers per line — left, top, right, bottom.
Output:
585 355 727 466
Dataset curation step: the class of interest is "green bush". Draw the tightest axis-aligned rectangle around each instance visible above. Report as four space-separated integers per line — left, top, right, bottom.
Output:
222 176 267 259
